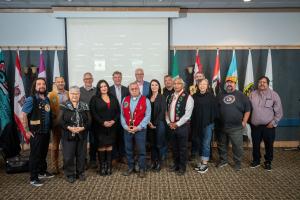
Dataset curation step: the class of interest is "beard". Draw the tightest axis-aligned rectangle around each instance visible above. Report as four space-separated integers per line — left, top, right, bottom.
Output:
36 88 46 95
226 85 234 93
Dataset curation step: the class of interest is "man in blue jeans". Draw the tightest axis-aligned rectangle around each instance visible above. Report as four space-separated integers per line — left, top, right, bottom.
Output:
120 81 151 178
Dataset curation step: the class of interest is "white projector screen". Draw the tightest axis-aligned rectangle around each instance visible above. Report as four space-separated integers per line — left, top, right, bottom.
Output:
67 18 169 89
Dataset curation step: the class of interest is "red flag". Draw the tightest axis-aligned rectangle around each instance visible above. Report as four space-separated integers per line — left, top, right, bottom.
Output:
193 50 203 84
212 49 221 96
14 50 28 143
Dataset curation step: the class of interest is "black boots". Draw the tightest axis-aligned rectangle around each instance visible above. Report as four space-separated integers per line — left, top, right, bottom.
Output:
106 151 112 176
98 151 106 176
98 151 112 176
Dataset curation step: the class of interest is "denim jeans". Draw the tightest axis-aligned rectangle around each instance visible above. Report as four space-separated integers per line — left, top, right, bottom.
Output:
201 123 214 161
124 129 146 170
148 121 166 162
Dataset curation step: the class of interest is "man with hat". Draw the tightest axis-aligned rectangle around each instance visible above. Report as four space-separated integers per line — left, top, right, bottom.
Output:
216 76 251 171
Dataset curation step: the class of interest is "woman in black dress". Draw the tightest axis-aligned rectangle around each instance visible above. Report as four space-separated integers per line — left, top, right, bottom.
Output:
90 80 120 176
147 79 166 171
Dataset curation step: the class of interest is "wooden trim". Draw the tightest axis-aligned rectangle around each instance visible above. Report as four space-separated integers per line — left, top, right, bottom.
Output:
0 46 66 50
171 45 300 50
52 7 180 12
180 8 300 13
0 8 52 13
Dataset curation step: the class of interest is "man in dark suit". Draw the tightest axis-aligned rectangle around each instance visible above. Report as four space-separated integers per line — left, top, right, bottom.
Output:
110 71 129 163
135 68 150 97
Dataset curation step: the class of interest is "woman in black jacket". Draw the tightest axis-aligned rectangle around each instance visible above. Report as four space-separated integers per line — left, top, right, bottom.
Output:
61 86 90 183
147 79 166 171
191 79 219 174
90 80 120 176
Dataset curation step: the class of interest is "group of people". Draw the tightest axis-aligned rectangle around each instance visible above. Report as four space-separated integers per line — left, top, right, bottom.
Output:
21 68 283 187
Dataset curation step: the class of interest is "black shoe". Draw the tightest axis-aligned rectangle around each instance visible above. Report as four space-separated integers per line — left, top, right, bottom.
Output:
138 170 146 178
38 171 54 179
250 161 260 168
153 162 161 172
197 164 208 174
106 162 112 176
216 161 228 168
168 165 179 172
176 169 186 176
30 179 43 187
264 162 272 171
66 176 76 183
122 168 134 176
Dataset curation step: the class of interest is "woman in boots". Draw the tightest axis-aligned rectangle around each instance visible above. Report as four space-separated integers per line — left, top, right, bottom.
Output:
90 80 120 176
147 79 166 172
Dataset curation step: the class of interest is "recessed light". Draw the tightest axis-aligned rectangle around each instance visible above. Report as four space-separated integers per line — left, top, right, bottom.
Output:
5 0 12 2
243 0 252 2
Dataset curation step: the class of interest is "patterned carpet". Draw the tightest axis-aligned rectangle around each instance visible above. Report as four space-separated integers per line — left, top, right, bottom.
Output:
0 148 299 200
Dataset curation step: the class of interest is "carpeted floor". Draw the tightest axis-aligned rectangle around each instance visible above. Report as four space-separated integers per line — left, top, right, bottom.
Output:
0 148 299 200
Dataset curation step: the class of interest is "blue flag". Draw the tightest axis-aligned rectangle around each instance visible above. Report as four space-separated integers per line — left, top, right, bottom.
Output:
0 50 12 136
225 50 239 90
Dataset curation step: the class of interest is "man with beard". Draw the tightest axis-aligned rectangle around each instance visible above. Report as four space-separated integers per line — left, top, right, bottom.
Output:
217 77 251 171
189 72 205 96
48 77 69 174
21 78 54 187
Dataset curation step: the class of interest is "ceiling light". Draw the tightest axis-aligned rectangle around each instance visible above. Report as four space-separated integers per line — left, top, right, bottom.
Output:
243 0 252 2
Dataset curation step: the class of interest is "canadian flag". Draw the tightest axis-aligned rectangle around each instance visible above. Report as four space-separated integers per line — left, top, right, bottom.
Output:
14 50 28 143
212 49 221 96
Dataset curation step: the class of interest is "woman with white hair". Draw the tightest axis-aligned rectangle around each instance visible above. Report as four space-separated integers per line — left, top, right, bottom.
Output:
61 86 90 183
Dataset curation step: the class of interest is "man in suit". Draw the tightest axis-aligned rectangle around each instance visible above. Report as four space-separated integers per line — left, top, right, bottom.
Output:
135 68 150 97
110 71 129 163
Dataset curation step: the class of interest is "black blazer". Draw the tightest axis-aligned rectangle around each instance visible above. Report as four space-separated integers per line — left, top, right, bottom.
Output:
150 94 166 126
109 85 129 103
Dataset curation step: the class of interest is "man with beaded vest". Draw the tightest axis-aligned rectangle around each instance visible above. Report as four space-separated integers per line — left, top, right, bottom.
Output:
121 81 151 178
21 78 54 187
166 77 194 176
48 77 69 174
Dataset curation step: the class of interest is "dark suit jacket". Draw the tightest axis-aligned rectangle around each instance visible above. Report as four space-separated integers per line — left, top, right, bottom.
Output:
150 94 166 126
109 85 129 104
142 81 150 97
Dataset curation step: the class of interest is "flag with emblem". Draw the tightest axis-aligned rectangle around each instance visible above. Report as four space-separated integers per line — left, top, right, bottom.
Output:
14 50 28 143
0 49 12 137
243 49 254 96
265 48 273 89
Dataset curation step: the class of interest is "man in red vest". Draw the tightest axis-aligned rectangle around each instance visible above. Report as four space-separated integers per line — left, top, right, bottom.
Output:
120 82 151 178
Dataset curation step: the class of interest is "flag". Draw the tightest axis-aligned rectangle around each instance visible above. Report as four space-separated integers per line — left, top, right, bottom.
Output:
193 49 203 84
38 49 46 78
212 49 221 96
0 50 12 136
0 49 5 71
243 49 254 96
225 50 239 90
265 48 273 89
53 50 60 80
14 50 28 143
171 48 179 78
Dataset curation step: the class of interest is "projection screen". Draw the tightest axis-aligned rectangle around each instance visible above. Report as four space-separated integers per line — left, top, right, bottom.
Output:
67 18 169 88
